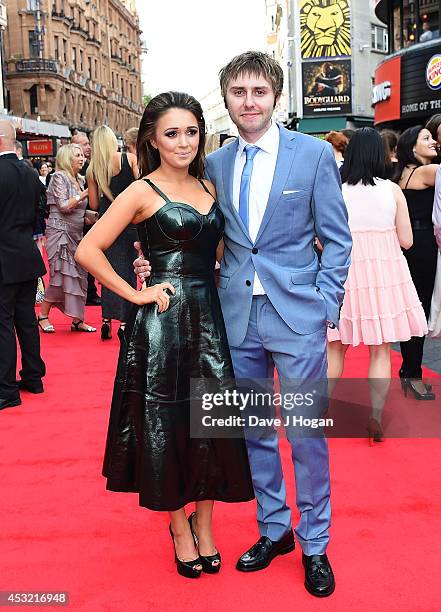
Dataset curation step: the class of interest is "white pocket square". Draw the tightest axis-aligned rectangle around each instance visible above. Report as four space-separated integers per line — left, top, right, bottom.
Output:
283 189 300 195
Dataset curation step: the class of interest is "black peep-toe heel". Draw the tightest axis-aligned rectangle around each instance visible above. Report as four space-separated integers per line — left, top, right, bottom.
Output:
169 524 202 579
188 512 221 574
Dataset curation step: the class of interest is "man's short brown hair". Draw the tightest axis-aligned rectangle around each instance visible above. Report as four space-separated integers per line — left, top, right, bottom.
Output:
219 51 284 101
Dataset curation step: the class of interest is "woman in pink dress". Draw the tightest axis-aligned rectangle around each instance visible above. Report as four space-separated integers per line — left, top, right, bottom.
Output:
327 128 427 443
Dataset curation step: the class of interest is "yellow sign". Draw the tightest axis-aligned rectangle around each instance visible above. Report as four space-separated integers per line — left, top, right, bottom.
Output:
300 0 351 59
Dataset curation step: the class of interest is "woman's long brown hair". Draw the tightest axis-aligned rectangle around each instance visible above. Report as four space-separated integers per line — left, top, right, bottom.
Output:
137 91 206 179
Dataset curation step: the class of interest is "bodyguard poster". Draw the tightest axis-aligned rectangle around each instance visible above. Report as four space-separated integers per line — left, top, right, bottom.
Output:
302 59 352 116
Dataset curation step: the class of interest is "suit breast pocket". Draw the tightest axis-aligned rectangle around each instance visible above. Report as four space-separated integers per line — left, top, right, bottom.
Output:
281 189 310 201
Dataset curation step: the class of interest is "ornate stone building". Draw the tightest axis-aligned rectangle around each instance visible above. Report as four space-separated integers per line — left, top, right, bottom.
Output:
4 0 143 136
0 1 7 113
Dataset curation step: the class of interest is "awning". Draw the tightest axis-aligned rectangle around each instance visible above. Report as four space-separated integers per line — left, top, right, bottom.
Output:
373 0 387 25
4 115 71 138
298 117 347 134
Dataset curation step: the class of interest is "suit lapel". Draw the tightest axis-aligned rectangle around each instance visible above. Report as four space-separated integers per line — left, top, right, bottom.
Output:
222 140 252 242
255 127 297 243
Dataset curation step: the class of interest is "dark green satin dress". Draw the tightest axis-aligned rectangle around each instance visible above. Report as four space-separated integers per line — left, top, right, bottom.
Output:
103 179 254 511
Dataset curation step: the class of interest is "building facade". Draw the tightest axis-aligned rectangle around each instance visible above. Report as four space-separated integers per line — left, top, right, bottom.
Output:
4 0 143 137
265 0 295 125
373 0 441 130
200 86 238 138
265 0 389 135
0 0 6 113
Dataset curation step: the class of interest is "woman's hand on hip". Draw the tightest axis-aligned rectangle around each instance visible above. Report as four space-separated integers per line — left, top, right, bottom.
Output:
132 282 175 312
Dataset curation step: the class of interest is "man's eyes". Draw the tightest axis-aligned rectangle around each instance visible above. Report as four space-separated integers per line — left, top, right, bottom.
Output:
233 90 267 96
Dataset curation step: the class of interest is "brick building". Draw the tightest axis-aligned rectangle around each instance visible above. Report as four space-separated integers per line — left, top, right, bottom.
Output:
4 0 143 136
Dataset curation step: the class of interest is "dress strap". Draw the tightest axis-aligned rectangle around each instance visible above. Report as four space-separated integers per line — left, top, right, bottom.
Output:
121 152 129 170
198 179 215 200
404 166 419 190
143 178 171 202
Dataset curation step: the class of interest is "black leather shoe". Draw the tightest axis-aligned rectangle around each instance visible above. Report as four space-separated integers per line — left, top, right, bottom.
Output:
17 380 44 394
0 396 21 411
236 530 295 572
86 296 101 306
302 553 335 597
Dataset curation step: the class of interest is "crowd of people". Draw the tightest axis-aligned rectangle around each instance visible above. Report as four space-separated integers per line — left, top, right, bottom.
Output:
323 117 441 413
1 50 440 598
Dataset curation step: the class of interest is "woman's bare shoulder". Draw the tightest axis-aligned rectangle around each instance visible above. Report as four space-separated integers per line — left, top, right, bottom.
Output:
127 152 137 165
421 163 439 184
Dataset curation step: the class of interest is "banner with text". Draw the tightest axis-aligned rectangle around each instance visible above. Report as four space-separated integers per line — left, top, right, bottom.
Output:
302 59 352 116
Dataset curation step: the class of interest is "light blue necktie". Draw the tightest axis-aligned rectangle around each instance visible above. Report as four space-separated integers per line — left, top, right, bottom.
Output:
239 145 260 231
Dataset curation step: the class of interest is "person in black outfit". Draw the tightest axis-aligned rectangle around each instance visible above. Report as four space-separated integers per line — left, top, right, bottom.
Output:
71 132 101 306
86 125 138 340
396 126 439 400
0 121 46 410
75 92 254 579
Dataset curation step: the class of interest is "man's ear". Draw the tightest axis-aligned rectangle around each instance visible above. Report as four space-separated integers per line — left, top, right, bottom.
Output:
224 98 229 110
273 95 281 110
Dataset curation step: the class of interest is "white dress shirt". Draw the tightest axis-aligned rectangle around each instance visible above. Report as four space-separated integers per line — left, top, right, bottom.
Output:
233 121 280 295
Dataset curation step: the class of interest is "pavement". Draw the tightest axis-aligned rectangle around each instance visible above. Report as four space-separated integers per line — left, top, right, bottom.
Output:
392 338 441 375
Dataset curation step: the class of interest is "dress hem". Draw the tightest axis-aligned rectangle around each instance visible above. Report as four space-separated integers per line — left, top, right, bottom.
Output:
104 481 255 511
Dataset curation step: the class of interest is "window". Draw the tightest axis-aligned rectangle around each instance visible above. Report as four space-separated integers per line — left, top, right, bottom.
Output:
371 24 388 52
80 49 84 72
63 39 67 64
29 84 38 114
54 36 59 61
28 31 39 58
88 57 92 79
72 46 77 71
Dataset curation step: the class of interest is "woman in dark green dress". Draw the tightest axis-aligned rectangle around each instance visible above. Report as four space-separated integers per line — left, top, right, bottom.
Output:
75 92 254 579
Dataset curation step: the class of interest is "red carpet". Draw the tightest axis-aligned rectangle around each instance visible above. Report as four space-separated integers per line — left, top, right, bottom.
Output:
2 305 441 611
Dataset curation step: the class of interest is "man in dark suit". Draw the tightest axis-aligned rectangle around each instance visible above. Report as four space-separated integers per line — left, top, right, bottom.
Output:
0 120 47 410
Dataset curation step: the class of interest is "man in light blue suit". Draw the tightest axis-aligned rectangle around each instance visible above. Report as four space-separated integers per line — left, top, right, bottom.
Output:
135 52 351 596
204 52 351 597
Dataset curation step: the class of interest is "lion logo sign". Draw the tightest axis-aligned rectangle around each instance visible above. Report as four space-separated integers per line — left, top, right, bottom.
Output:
300 0 351 59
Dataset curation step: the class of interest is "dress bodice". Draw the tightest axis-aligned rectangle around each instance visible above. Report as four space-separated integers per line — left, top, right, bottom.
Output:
402 187 435 224
137 180 224 278
46 171 86 229
402 166 435 225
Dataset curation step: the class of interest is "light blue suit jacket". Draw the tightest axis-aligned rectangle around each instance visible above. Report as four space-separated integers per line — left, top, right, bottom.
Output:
205 124 352 348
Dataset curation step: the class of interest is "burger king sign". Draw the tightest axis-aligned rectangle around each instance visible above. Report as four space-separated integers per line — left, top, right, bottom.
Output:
426 55 441 91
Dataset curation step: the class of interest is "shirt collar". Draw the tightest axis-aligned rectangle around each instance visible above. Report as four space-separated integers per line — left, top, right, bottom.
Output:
0 151 17 157
237 121 279 156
